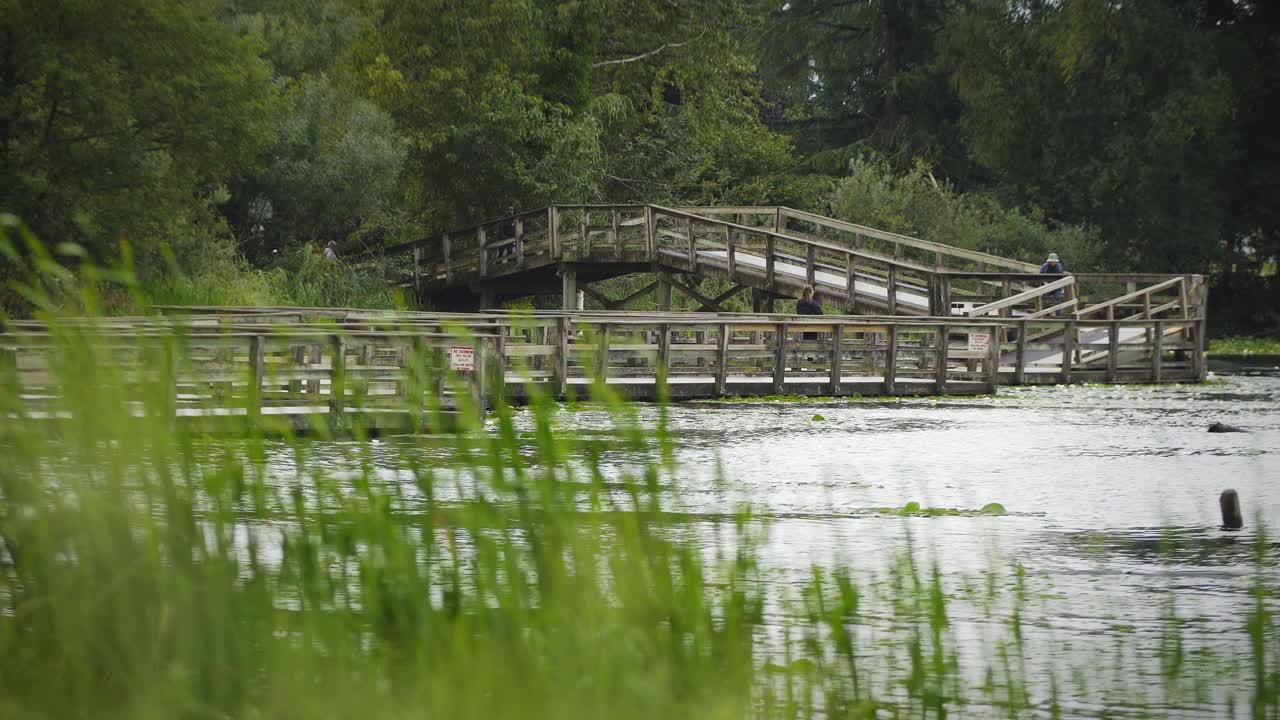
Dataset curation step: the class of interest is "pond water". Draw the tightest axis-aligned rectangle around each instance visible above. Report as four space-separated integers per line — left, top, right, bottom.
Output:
285 370 1280 715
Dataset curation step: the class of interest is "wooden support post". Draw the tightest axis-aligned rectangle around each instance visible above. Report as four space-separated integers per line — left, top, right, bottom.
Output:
515 218 525 266
884 325 898 395
1193 318 1207 380
935 325 949 394
1153 320 1164 383
611 208 621 255
657 277 672 310
656 323 671 392
579 208 590 259
554 317 569 398
886 265 898 315
934 251 944 268
393 341 406 401
1001 278 1012 318
308 344 321 396
806 244 816 287
1014 319 1027 385
1061 321 1076 384
413 247 421 293
829 323 844 395
987 324 1001 393
894 243 903 261
773 323 788 393
549 207 561 259
478 226 488 277
595 323 610 383
290 344 305 398
248 335 265 425
726 225 736 277
329 334 346 423
1106 320 1119 382
360 340 377 381
432 345 446 407
845 253 857 313
471 335 487 415
442 232 453 283
765 235 776 290
562 269 577 311
644 206 655 259
715 323 730 396
940 276 951 316
491 331 506 409
685 217 696 271
773 207 782 234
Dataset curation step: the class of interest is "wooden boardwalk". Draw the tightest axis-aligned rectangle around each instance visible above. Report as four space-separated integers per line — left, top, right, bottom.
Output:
362 205 1208 332
2 307 1207 434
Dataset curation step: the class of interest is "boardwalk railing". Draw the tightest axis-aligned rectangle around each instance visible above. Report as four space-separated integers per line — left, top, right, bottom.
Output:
679 206 1040 273
2 308 1207 433
358 204 1206 326
374 205 961 315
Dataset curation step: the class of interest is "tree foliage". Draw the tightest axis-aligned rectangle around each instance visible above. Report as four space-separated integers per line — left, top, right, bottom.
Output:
0 0 279 260
0 0 1276 326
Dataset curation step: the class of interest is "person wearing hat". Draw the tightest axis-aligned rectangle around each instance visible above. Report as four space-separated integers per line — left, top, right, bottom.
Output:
323 240 339 260
1040 253 1066 302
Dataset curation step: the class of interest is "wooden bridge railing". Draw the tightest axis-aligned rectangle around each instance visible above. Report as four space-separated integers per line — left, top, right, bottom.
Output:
935 272 1206 320
2 310 1207 432
676 206 1040 274
358 204 1051 314
355 206 1205 343
649 206 933 314
773 207 1040 274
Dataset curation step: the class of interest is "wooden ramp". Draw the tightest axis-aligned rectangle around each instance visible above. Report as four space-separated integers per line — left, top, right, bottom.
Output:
357 205 1207 337
360 204 1036 315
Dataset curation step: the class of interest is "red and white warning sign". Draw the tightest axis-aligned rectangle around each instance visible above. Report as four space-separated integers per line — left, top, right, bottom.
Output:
967 332 991 354
448 346 475 372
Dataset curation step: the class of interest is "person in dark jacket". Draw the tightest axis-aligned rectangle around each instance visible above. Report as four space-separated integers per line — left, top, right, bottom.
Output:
796 285 823 315
797 286 822 347
1040 253 1065 275
1040 253 1066 300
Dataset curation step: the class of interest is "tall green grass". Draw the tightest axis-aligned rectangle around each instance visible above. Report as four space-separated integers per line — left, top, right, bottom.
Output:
1 239 1278 718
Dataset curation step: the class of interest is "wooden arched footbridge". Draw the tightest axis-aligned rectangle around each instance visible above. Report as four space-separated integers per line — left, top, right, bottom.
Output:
363 204 1207 376
0 205 1208 434
365 204 1206 328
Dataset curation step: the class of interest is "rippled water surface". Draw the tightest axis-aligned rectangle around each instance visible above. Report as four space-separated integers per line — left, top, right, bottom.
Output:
281 372 1280 715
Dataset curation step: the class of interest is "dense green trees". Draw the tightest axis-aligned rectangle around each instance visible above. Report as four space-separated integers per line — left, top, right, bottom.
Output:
0 0 278 262
757 0 1278 326
1 0 1276 326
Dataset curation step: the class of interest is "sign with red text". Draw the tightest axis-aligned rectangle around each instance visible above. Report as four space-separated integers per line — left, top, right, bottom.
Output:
967 332 991 354
449 346 475 372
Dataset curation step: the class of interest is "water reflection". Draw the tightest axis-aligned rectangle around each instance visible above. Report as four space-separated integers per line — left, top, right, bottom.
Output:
275 372 1280 717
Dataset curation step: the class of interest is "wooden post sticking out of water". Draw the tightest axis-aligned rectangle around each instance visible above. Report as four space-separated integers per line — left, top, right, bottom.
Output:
1220 489 1243 530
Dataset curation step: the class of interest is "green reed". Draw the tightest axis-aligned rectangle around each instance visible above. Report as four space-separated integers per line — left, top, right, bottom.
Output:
1 234 1278 718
